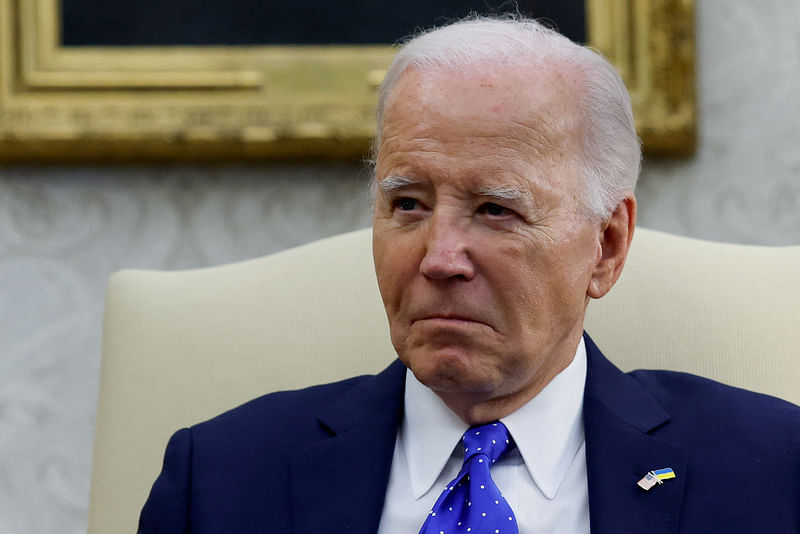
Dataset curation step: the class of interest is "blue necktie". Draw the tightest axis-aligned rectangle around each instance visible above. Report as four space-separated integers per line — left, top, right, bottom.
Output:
419 422 519 534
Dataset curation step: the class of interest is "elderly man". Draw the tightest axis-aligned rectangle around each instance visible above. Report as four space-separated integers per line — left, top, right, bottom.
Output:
139 17 799 534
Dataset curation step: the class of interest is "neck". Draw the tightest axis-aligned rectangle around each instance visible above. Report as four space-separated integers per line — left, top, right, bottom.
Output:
437 355 575 425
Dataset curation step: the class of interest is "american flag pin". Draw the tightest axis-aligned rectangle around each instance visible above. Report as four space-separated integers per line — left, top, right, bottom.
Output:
637 468 676 491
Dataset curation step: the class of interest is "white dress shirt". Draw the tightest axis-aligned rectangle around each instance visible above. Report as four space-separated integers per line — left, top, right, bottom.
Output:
377 338 590 534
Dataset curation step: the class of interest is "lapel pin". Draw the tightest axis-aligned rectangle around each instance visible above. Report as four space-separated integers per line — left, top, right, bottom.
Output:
637 467 676 491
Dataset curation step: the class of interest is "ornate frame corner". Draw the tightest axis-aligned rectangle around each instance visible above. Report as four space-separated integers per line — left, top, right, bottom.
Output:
588 0 696 156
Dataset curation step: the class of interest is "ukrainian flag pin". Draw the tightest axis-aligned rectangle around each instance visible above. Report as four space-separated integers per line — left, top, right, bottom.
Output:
637 468 676 491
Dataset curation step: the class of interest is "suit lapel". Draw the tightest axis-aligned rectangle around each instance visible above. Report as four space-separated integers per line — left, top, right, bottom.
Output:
289 360 406 534
583 334 688 534
288 337 690 533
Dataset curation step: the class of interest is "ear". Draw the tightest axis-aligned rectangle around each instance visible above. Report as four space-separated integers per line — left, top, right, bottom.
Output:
587 194 637 299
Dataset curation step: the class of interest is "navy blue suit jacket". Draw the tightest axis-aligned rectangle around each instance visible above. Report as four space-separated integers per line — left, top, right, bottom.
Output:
139 334 800 533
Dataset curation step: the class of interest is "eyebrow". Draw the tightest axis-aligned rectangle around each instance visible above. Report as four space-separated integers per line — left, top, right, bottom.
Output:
475 184 532 203
377 175 419 193
377 176 533 204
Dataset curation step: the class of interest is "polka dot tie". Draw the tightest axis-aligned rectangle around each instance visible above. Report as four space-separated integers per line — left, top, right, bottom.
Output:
419 422 519 534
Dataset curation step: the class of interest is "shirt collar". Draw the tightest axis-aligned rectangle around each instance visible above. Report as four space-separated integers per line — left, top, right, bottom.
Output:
402 367 467 499
402 337 587 500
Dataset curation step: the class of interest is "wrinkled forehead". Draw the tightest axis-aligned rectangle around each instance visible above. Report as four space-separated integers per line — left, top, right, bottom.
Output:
376 65 585 182
379 64 583 157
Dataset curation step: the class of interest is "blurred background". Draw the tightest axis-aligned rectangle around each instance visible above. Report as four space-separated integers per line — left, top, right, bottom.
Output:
1 1 799 532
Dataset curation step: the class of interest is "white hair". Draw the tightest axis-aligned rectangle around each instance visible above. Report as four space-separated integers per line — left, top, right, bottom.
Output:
370 15 641 220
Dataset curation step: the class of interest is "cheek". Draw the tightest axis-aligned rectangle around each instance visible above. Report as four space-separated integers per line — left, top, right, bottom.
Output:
537 243 598 323
373 253 398 309
490 241 549 305
489 240 588 331
559 231 601 292
373 231 418 312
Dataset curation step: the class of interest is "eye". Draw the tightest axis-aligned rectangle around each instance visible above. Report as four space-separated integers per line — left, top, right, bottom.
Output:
478 202 510 216
393 197 418 211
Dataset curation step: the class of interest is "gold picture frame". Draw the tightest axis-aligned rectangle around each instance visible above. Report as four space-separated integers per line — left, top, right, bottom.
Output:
0 0 695 162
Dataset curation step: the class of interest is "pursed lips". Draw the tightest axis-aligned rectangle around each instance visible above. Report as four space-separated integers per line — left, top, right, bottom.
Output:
412 313 497 332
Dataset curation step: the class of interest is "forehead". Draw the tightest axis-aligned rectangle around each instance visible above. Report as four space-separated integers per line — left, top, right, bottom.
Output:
377 65 583 189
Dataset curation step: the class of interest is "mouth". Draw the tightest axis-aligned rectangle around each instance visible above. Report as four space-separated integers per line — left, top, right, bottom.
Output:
413 314 493 329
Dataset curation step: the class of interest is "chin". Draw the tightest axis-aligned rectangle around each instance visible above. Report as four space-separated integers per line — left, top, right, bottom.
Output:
405 348 498 395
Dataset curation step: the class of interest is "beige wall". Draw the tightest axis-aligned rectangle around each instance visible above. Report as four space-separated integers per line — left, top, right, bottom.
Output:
1 2 799 532
638 0 800 245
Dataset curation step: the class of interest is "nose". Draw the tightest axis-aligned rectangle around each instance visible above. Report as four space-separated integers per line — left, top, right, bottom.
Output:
419 214 476 281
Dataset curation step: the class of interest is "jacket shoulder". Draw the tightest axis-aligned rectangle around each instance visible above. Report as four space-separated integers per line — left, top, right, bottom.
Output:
192 372 375 445
628 368 800 442
139 363 405 533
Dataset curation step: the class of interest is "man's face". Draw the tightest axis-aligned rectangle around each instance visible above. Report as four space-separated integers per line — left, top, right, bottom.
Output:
372 66 605 421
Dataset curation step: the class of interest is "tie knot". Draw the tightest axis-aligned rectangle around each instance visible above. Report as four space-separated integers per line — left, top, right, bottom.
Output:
462 421 514 464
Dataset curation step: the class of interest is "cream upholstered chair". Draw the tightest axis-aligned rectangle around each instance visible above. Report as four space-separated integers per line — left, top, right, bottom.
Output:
88 227 800 534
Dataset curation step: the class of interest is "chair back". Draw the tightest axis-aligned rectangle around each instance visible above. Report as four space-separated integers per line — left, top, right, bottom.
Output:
88 227 800 534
